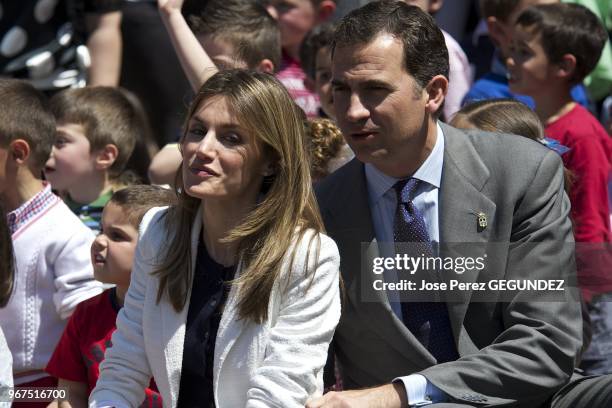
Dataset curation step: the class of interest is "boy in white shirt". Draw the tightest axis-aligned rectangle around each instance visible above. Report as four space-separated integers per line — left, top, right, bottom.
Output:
0 79 103 396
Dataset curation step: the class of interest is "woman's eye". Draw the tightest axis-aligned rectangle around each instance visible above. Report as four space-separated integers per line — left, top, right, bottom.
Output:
223 133 242 145
54 138 67 147
188 127 206 137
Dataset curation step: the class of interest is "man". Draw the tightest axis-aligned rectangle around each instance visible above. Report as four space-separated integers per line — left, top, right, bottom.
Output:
310 1 611 407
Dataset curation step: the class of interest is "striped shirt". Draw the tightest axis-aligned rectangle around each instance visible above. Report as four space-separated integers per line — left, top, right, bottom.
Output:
7 183 59 235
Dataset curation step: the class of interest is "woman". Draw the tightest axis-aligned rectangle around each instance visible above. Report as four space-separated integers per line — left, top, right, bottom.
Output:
90 70 341 407
0 202 15 407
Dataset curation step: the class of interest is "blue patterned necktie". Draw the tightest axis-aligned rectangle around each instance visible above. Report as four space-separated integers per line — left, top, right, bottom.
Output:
393 178 458 363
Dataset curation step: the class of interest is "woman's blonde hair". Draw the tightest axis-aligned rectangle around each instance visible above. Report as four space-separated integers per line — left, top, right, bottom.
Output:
154 69 324 323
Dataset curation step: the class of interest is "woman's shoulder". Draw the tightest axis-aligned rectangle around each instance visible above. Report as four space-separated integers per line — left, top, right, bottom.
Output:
289 228 340 269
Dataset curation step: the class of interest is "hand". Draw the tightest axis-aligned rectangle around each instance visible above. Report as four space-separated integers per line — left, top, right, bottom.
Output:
157 0 184 16
305 384 406 408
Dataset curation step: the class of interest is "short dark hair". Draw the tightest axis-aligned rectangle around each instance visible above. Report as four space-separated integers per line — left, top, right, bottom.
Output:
49 87 140 178
109 185 177 228
332 0 449 89
479 0 521 22
0 79 55 171
190 0 281 71
516 3 608 85
0 202 14 308
300 23 336 81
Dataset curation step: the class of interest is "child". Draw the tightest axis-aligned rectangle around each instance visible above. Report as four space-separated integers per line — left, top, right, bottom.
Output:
46 185 176 408
0 79 102 398
464 0 590 109
265 0 336 117
300 23 336 120
307 118 354 181
507 3 612 375
158 0 281 91
44 87 139 233
152 0 283 186
507 3 611 244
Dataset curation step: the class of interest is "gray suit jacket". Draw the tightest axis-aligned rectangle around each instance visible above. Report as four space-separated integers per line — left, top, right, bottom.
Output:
315 124 583 407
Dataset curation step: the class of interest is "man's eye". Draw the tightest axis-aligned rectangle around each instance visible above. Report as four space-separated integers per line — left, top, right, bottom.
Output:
54 138 67 147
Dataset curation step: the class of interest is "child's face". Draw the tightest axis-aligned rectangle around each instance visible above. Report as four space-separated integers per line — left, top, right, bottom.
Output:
315 46 335 120
198 34 249 70
44 123 97 193
506 25 555 96
267 0 317 53
494 0 558 59
91 202 138 287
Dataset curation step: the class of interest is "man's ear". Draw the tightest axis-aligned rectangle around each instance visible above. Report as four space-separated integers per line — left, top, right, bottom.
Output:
94 144 119 171
556 54 577 81
317 0 336 22
9 139 31 165
257 59 275 74
424 75 448 115
428 0 444 14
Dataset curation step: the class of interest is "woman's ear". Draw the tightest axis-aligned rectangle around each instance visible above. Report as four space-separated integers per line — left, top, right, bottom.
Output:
424 74 448 115
95 144 119 171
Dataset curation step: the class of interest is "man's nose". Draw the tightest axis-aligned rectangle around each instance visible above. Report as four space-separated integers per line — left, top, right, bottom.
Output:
346 93 369 122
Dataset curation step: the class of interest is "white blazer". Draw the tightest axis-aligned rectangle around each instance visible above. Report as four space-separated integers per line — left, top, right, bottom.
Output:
90 207 341 408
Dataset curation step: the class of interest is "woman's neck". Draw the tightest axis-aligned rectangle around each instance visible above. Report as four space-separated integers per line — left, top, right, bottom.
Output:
200 198 255 267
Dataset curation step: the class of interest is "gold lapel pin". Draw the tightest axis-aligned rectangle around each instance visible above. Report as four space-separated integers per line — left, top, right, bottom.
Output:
477 212 487 229
470 210 487 231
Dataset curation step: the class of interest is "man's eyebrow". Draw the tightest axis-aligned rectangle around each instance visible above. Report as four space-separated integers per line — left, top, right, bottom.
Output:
360 79 392 88
331 79 347 87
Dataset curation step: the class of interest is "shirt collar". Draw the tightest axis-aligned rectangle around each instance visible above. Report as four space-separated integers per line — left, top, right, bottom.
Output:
365 122 445 205
7 182 58 234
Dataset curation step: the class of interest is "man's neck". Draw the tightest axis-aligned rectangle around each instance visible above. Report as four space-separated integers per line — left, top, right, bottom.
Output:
2 171 45 212
375 119 438 179
533 85 574 125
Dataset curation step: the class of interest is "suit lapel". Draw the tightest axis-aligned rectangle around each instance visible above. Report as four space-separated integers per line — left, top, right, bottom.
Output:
439 124 495 354
161 207 202 407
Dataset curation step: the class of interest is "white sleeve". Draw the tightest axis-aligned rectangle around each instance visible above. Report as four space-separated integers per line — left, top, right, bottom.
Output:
53 227 103 319
246 234 342 408
89 210 163 408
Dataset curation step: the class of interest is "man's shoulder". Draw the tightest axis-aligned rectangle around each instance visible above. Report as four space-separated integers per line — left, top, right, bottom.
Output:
444 124 558 180
315 158 362 201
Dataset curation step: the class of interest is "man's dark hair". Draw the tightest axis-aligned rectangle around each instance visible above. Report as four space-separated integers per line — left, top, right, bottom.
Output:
516 3 607 85
479 0 521 22
300 23 336 81
332 0 449 89
0 79 55 172
190 0 281 71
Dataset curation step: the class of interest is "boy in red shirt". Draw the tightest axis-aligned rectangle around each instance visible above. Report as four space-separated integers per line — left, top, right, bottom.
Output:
507 3 612 375
507 3 611 245
46 185 176 407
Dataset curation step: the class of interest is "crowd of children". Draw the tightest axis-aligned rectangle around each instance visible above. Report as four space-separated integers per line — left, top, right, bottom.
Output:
0 0 610 406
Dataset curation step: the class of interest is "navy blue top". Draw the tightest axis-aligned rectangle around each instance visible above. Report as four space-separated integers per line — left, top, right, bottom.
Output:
177 238 235 408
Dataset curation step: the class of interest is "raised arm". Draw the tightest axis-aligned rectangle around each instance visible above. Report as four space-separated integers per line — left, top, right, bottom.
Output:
158 0 218 91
